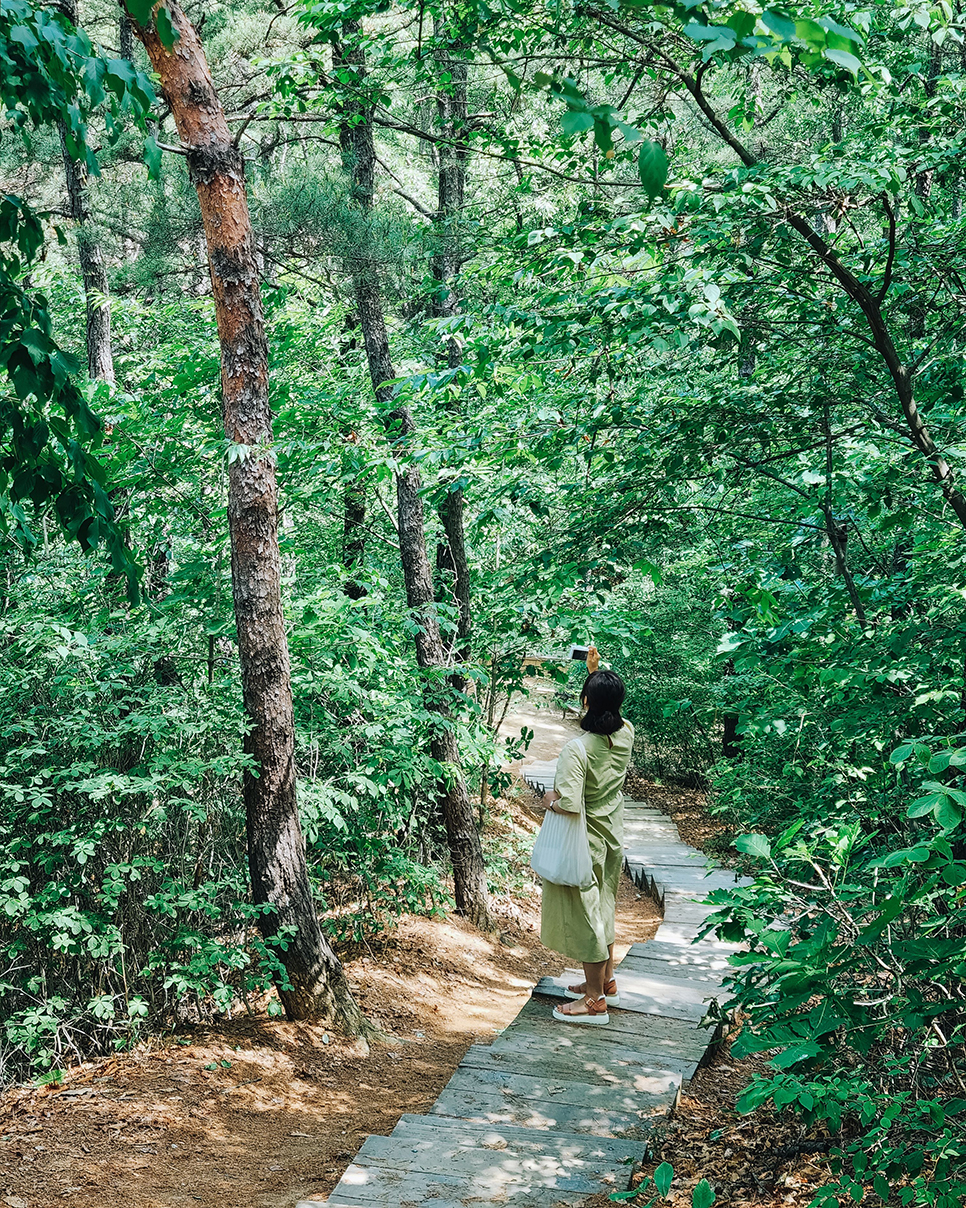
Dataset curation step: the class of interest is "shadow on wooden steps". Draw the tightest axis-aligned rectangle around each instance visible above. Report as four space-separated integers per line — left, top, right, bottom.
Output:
294 793 742 1208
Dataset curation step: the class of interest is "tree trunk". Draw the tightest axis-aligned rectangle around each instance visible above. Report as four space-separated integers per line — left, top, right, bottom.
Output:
336 21 490 926
118 3 135 60
338 317 367 600
123 1 365 1030
432 21 472 683
57 0 114 384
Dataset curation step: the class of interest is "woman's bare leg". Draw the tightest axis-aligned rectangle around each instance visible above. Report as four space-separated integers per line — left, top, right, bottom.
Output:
566 946 618 996
557 958 609 1015
581 959 607 1000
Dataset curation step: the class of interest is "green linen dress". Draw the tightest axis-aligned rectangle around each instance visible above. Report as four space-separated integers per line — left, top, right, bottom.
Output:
539 721 635 964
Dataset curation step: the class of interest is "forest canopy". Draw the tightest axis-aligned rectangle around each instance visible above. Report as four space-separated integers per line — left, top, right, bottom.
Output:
2 0 966 1203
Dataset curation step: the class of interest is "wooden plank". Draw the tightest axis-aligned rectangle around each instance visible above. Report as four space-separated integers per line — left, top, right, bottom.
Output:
626 941 739 965
615 955 728 986
429 1086 654 1139
480 1027 702 1081
382 1112 644 1162
533 972 713 1020
328 1163 624 1207
494 1001 710 1063
458 1043 693 1091
435 1061 679 1116
624 849 706 865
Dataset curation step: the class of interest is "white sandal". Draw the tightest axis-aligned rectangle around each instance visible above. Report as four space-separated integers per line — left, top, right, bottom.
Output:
552 995 610 1026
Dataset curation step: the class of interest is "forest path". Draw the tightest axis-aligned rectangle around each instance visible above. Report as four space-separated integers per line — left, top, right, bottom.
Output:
297 743 744 1208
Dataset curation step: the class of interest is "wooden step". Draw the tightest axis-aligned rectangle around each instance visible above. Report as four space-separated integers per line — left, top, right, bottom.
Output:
458 1042 691 1092
532 970 711 1023
493 999 710 1067
432 1082 652 1135
433 1062 677 1121
324 1114 644 1208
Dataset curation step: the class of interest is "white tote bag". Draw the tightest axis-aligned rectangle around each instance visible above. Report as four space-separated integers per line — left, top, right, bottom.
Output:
530 808 594 888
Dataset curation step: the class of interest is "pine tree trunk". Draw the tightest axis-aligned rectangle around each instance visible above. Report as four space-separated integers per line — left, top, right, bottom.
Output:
118 3 135 60
57 1 114 384
336 22 490 926
338 314 367 599
124 1 366 1029
432 22 472 682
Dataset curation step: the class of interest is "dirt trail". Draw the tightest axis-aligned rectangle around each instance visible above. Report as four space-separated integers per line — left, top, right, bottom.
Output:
498 680 581 764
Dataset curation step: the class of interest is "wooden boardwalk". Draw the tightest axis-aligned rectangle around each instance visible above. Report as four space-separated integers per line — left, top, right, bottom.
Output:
297 764 743 1208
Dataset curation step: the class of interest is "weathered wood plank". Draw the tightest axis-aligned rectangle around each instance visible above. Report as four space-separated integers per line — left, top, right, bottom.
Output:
625 941 738 965
434 1062 678 1116
494 1001 710 1064
533 972 714 1021
329 1163 624 1207
457 1042 693 1089
615 955 728 986
429 1086 654 1138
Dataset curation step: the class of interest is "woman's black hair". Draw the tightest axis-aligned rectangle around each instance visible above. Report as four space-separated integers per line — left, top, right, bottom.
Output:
580 669 626 737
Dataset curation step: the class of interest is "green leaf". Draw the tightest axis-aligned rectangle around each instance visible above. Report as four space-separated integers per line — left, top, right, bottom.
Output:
616 120 643 144
875 845 930 868
654 1162 673 1197
126 0 155 25
144 133 162 180
691 1179 716 1208
936 794 963 832
794 18 827 47
771 1041 822 1069
824 47 861 73
734 833 771 859
761 9 797 41
637 141 668 199
561 111 594 136
156 6 180 49
907 793 941 819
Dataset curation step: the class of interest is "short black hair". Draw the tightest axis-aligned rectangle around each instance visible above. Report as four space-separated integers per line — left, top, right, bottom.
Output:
580 669 626 736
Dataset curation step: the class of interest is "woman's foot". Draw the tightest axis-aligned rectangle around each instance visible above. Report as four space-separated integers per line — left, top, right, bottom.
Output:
564 978 620 1007
552 995 609 1026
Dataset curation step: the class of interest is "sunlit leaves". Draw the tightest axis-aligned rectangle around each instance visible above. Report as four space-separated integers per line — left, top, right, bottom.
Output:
734 833 771 859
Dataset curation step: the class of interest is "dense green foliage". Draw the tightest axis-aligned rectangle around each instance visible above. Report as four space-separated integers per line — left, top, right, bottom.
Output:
3 0 966 1201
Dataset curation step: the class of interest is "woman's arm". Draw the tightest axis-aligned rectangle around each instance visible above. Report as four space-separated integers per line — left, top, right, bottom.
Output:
550 740 587 814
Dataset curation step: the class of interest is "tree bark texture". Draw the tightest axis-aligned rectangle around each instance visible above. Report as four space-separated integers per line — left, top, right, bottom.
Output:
336 22 490 926
432 22 472 681
124 2 365 1030
338 315 367 598
118 3 135 60
57 1 114 385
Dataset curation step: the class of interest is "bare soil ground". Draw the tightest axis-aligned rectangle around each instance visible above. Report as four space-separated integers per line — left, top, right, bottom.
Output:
0 797 660 1208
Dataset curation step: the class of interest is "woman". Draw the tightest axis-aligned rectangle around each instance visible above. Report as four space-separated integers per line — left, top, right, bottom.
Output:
540 668 633 1026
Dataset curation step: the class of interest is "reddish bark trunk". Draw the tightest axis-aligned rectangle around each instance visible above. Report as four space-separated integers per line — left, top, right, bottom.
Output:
124 2 365 1029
